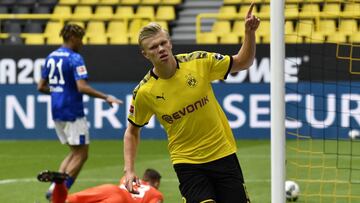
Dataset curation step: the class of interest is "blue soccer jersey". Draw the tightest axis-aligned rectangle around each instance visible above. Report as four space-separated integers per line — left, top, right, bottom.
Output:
42 47 88 121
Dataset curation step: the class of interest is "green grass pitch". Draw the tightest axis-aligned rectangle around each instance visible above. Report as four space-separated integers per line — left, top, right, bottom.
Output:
2 140 360 202
0 140 270 203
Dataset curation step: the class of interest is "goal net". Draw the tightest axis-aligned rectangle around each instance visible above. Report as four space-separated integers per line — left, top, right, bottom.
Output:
285 0 360 202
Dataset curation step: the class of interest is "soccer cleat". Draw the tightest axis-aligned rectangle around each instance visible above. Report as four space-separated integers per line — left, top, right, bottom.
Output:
37 170 69 184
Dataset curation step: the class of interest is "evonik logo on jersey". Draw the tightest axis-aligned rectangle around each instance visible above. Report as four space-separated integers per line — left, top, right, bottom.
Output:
161 95 209 124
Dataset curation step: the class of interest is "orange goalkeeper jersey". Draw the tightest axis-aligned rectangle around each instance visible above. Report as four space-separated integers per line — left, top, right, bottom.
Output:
66 178 163 203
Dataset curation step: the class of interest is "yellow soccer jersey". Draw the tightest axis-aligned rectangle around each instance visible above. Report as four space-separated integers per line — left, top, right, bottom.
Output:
128 51 237 164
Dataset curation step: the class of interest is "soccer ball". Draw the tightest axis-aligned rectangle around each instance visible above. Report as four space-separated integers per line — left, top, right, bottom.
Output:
348 129 360 140
285 180 300 202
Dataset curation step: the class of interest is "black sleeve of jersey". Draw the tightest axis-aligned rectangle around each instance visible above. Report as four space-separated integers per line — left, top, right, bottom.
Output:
223 55 233 80
127 118 148 128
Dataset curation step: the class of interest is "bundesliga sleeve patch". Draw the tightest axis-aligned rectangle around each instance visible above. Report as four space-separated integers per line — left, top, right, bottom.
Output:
129 105 134 115
76 66 88 76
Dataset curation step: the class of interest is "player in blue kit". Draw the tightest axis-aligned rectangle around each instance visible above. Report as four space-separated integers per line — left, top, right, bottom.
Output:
37 24 123 200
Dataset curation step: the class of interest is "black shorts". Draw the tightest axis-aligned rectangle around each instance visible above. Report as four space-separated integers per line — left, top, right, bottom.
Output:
173 153 250 203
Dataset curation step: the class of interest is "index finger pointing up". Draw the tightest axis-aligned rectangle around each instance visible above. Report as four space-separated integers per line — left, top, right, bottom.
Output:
247 2 255 17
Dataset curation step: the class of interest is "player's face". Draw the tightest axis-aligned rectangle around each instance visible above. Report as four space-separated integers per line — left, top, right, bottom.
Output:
141 31 173 65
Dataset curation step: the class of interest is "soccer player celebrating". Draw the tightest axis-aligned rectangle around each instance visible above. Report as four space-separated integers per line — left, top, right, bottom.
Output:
37 24 122 200
123 3 259 203
37 168 163 203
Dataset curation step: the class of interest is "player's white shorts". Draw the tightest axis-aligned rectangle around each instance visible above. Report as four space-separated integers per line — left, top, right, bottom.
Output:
54 117 90 145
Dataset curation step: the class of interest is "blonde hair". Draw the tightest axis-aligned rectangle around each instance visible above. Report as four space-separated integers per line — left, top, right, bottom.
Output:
138 22 169 49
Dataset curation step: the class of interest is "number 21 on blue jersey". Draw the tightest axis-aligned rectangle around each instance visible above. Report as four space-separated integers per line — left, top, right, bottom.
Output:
47 58 65 85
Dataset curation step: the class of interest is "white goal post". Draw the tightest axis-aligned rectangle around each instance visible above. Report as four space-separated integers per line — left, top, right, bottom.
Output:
270 0 285 203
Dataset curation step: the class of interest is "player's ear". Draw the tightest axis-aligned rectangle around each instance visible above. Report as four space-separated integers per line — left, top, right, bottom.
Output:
141 49 150 60
169 42 173 51
153 180 160 189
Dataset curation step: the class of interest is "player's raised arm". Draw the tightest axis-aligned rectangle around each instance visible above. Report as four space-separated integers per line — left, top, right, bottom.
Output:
231 2 260 73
